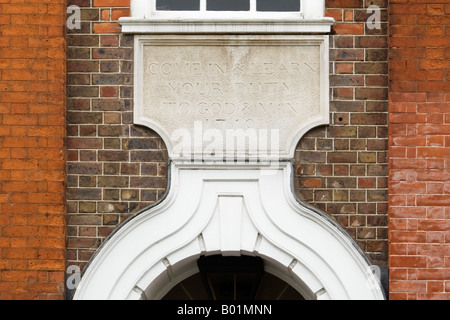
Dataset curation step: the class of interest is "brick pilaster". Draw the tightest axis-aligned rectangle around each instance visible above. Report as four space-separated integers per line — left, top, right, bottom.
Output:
0 0 67 299
388 0 450 300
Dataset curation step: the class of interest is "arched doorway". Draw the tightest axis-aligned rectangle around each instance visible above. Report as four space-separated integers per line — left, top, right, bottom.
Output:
73 163 385 300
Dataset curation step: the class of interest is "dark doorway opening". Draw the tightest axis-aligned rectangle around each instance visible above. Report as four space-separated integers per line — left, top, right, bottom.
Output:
162 255 305 300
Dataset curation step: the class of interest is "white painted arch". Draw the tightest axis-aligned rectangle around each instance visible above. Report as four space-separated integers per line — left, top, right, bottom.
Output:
73 162 385 300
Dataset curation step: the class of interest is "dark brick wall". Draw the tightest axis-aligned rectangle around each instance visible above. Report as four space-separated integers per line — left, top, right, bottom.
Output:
66 0 389 270
295 0 389 265
66 0 168 269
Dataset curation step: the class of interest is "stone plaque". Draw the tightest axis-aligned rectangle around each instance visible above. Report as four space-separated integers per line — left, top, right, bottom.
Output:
134 35 329 160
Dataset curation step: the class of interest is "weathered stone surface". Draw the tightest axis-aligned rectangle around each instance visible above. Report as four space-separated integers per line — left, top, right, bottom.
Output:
135 35 329 160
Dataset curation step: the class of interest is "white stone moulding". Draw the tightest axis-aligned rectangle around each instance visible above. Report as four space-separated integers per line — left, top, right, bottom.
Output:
73 162 386 300
133 34 331 161
120 19 335 34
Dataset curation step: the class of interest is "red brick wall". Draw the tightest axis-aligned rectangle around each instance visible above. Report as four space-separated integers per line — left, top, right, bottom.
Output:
388 0 450 300
0 1 67 299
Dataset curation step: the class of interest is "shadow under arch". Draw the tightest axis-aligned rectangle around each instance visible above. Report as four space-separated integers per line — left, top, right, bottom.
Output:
156 254 309 300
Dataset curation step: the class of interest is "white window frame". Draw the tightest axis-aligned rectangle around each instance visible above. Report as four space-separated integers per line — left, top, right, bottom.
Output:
149 0 304 20
121 0 334 34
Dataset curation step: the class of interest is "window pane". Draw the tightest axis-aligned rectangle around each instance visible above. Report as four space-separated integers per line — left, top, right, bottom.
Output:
257 0 300 12
156 0 200 11
207 0 250 11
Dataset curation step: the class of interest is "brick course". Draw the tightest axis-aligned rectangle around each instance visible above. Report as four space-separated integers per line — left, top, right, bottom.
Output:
0 0 66 299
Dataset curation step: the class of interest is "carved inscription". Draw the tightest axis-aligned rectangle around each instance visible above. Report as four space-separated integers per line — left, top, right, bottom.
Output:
139 40 325 159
